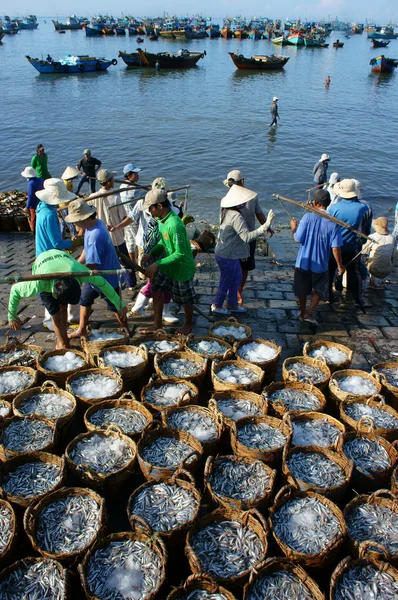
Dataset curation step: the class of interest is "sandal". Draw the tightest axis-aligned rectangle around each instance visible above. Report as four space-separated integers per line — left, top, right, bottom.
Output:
211 305 231 315
227 306 247 314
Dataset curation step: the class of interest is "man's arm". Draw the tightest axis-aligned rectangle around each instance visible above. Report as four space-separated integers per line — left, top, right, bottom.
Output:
332 247 345 275
95 159 102 171
46 212 72 251
31 155 38 169
8 281 40 322
256 211 266 225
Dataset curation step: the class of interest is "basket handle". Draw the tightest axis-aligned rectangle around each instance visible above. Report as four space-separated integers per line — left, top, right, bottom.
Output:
130 513 154 538
91 353 100 368
183 573 218 592
223 348 235 360
227 317 238 324
203 455 213 482
171 468 196 487
367 394 385 406
143 421 162 435
334 433 344 453
208 398 217 413
356 416 375 433
243 508 268 533
369 489 396 502
314 354 328 366
178 390 193 406
287 369 299 382
371 371 382 384
273 484 298 506
215 411 224 428
181 450 198 470
359 540 390 560
119 391 136 401
40 380 59 391
272 399 287 414
155 329 167 339
303 341 310 356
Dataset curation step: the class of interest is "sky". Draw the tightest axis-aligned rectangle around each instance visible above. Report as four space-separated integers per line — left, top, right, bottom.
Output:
7 0 398 23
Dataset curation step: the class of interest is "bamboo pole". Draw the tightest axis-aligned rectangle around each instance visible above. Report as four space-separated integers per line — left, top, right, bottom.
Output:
109 185 191 210
82 186 139 201
0 269 133 285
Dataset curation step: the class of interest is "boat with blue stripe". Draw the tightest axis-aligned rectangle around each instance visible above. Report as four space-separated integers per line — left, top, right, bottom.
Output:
26 55 117 74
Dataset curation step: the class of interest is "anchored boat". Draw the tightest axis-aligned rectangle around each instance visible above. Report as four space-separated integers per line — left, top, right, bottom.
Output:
229 52 290 70
370 55 398 73
52 16 84 30
136 48 206 68
371 38 390 48
118 51 142 66
26 55 117 74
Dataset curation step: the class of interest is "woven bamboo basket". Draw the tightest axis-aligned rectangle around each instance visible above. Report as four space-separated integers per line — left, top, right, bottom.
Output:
167 573 237 600
0 556 70 599
81 328 130 356
204 454 276 511
141 378 199 414
282 356 331 391
0 498 17 566
263 381 327 417
0 399 12 420
211 359 264 394
65 428 137 491
186 506 268 587
23 486 106 564
329 369 382 409
230 414 292 466
0 415 56 461
208 317 252 344
282 445 353 501
36 350 88 387
208 391 267 430
0 336 42 368
234 338 282 384
137 423 203 481
243 557 325 600
154 351 208 386
185 335 234 361
66 368 123 409
0 366 38 403
162 404 223 454
392 465 398 495
339 394 398 442
269 485 346 569
0 451 66 508
289 411 346 449
13 380 76 430
96 344 149 383
84 397 153 440
372 361 398 412
134 332 184 369
303 339 353 373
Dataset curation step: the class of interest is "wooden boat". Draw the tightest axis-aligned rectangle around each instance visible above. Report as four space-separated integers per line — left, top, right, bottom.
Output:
26 55 117 74
114 27 126 36
229 52 290 70
102 27 115 36
136 48 206 69
52 17 83 30
286 32 304 45
304 36 327 47
149 33 159 40
368 28 397 40
136 37 144 43
85 25 103 36
185 29 206 40
272 35 288 45
171 30 186 38
333 40 344 47
118 50 143 66
207 25 221 38
221 27 233 38
18 16 38 30
370 55 398 73
372 38 390 48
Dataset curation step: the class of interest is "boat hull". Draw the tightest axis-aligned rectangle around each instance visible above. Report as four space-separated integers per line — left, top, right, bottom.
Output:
370 55 398 73
287 34 304 45
229 52 289 70
85 26 103 37
368 31 397 39
18 23 38 29
137 49 206 68
26 56 114 73
221 27 232 38
118 51 143 66
272 36 288 45
52 20 83 30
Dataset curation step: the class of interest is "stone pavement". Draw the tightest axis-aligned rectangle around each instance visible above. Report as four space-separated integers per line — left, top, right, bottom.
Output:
1 230 398 372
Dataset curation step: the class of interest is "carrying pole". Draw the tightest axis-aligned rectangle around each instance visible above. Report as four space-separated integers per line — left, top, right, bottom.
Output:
0 269 134 285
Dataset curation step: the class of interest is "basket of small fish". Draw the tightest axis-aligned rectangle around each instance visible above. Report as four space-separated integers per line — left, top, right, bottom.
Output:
0 499 16 565
243 556 325 600
0 366 37 403
167 573 238 600
0 451 66 508
81 328 130 356
142 378 199 413
13 380 76 431
268 485 346 569
234 339 282 384
66 368 123 408
24 486 106 563
37 349 88 387
137 423 203 481
372 361 398 411
263 382 327 417
155 351 208 387
136 333 184 368
185 335 234 362
339 395 398 442
127 469 201 546
65 428 137 491
231 415 291 466
186 506 268 588
0 415 56 461
208 391 267 430
211 360 264 393
0 336 42 368
344 489 398 566
329 369 382 409
0 556 71 599
303 340 353 373
282 445 353 501
282 357 331 391
78 527 167 600
84 394 153 440
162 405 223 454
204 454 276 511
96 344 148 383
290 411 345 449
209 318 252 344
0 400 11 420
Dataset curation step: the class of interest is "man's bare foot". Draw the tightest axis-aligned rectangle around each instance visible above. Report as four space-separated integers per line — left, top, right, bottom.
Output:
55 341 69 350
237 293 243 305
68 329 87 339
176 323 192 335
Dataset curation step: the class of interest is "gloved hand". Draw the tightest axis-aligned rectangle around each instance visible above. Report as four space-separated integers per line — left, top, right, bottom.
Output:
260 209 275 232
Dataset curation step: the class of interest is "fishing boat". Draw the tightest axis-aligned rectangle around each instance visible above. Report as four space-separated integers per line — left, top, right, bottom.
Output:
118 50 143 66
367 26 397 40
286 32 304 45
18 15 38 30
371 38 390 48
370 55 398 73
221 26 233 38
137 48 206 68
207 24 221 38
85 25 104 37
149 33 159 40
333 40 344 47
26 55 117 74
304 36 327 47
228 52 290 70
185 28 206 40
114 26 126 36
52 16 84 30
272 35 288 45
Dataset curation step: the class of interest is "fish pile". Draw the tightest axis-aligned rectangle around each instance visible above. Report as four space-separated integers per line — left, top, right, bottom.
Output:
188 339 227 357
86 539 163 600
268 388 323 412
344 402 398 430
285 363 326 384
0 559 67 599
309 346 348 365
237 422 288 451
70 374 120 399
343 437 391 476
0 370 33 396
0 418 53 454
140 436 198 468
212 325 248 340
87 329 126 341
292 418 341 448
336 376 377 395
334 564 398 599
159 358 202 379
36 493 102 554
286 452 346 489
209 458 272 504
69 433 134 475
89 407 149 436
102 350 145 369
273 496 342 555
0 401 11 418
237 342 278 363
130 482 199 532
0 347 39 367
246 569 315 600
216 365 258 385
2 460 62 499
345 502 398 554
43 352 85 372
142 340 180 354
0 502 13 554
378 367 398 388
181 592 229 600
144 382 192 408
190 520 264 579
215 398 263 421
167 408 218 444
17 392 74 420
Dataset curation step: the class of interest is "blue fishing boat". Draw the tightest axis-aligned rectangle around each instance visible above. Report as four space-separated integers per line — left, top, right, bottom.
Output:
18 15 39 30
85 24 104 36
286 32 304 45
367 26 397 40
370 55 398 73
118 50 143 66
26 55 117 74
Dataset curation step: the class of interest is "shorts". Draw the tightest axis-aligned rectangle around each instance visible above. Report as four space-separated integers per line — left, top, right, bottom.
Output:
80 283 120 312
38 292 60 316
240 240 256 271
151 271 197 305
294 269 329 302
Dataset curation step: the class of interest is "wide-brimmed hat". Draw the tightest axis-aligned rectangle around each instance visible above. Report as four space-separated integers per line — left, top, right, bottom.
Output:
329 172 340 186
140 189 167 211
123 163 142 175
320 153 331 162
223 169 245 187
97 169 116 185
220 184 257 208
152 177 169 191
21 166 38 179
334 178 358 199
372 216 389 235
64 199 96 223
36 178 76 206
62 166 80 180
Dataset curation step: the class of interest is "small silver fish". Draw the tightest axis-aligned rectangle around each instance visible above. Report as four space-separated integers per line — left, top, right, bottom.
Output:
0 558 67 599
334 564 398 599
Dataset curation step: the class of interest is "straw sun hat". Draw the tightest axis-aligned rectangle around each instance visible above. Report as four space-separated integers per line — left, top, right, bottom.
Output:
220 184 257 208
333 178 358 199
140 189 167 211
372 217 389 235
65 199 96 223
62 166 80 180
223 169 244 187
36 178 76 206
21 166 38 179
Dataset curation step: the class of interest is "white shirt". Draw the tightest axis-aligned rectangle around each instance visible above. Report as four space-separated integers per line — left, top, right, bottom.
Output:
88 190 127 247
128 199 152 249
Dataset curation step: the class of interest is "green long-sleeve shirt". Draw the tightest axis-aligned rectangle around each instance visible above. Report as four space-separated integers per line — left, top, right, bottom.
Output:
31 153 51 180
150 211 195 282
8 249 124 321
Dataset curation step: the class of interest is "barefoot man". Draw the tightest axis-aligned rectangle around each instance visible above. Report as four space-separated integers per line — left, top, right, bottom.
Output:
140 189 197 335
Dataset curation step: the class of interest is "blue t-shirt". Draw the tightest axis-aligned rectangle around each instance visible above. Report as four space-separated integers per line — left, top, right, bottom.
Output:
35 202 72 257
328 200 367 250
84 219 120 288
295 212 342 273
26 177 44 210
